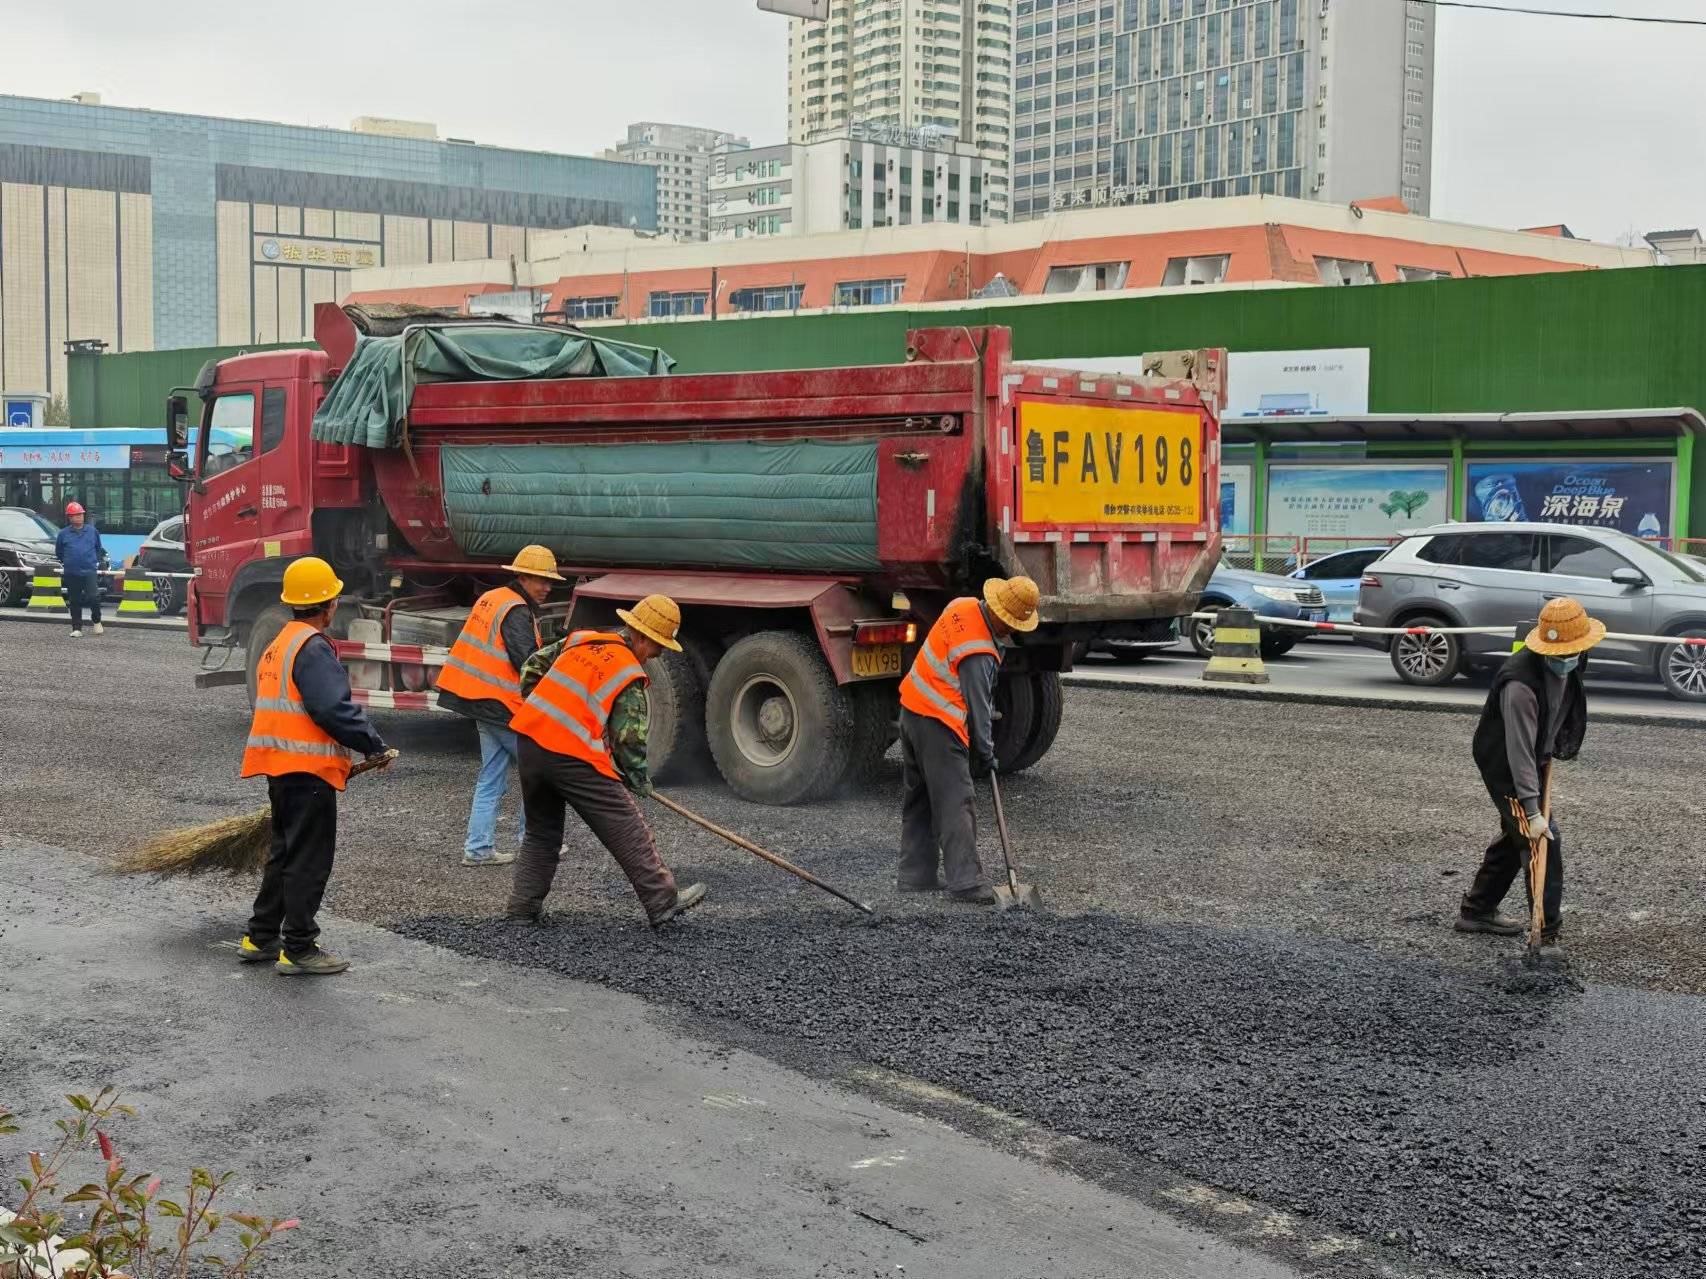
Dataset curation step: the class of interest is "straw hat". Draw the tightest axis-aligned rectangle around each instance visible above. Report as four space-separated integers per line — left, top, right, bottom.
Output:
617 594 684 652
503 544 565 582
1525 596 1606 657
983 575 1041 633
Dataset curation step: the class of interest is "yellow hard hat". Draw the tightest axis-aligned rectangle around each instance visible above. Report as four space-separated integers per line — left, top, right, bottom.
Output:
617 594 684 652
983 575 1040 632
281 556 344 607
503 544 565 581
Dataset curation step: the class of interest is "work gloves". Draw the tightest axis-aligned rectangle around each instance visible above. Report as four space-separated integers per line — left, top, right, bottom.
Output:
630 777 656 799
971 755 996 780
1523 811 1556 842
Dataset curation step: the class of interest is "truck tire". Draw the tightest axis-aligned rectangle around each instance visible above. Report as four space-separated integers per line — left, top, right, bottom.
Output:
244 603 294 709
645 648 711 782
706 630 854 805
1003 672 1064 775
991 674 1037 772
846 682 899 788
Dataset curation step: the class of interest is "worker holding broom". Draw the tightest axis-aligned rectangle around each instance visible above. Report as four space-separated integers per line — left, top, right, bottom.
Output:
435 545 563 868
504 594 707 930
237 557 393 976
895 576 1040 904
1456 596 1603 962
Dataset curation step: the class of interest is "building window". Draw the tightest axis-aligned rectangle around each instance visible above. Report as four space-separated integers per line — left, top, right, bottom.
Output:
1044 262 1131 293
648 290 709 317
562 296 619 320
834 277 907 307
729 284 805 312
1397 266 1450 282
1315 257 1377 286
1161 254 1229 286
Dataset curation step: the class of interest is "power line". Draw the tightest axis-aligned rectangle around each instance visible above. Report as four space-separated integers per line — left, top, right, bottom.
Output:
1412 1 1706 25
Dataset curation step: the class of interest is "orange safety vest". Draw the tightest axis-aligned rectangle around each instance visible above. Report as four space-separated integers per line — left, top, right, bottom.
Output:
435 586 539 716
509 631 647 779
898 597 1002 745
240 621 354 790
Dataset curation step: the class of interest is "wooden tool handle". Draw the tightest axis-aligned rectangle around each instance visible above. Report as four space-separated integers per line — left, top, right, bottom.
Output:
350 748 400 778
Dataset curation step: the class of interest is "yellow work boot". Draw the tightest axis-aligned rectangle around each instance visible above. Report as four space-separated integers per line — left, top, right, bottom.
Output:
275 946 351 976
236 935 277 964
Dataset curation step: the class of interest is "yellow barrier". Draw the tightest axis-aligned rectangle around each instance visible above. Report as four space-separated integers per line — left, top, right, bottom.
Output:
117 572 162 617
26 573 67 613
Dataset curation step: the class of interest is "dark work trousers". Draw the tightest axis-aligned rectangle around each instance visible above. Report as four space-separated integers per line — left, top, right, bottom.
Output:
897 707 987 893
1463 786 1565 940
507 736 677 923
248 773 339 959
64 573 102 629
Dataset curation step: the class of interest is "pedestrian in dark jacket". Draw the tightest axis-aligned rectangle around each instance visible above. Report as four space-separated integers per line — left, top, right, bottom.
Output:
1457 596 1604 963
54 502 104 637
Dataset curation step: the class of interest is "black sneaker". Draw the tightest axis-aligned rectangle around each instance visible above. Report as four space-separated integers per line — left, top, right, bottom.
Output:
1454 909 1524 936
946 883 997 905
502 910 551 928
651 882 708 929
236 935 278 964
276 946 351 976
896 878 943 893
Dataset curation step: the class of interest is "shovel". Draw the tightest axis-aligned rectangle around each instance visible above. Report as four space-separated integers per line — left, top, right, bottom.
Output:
988 772 1043 911
1525 763 1555 960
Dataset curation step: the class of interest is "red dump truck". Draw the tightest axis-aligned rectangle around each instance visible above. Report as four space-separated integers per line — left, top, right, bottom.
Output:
170 304 1222 804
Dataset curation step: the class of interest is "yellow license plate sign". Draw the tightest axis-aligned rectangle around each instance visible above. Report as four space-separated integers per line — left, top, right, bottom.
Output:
851 644 904 678
1018 401 1203 526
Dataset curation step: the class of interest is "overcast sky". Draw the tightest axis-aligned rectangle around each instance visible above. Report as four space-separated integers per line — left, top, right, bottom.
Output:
5 0 1703 244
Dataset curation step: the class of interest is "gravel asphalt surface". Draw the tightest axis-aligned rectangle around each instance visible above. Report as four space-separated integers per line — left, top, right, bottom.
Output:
4 621 1704 1276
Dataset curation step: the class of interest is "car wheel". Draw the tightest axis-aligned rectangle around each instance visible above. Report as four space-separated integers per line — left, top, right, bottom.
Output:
1260 634 1296 659
1658 628 1706 702
1187 609 1220 658
1390 618 1461 686
0 567 20 608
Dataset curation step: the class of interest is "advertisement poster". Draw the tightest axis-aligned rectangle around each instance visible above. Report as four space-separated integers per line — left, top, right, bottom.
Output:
1465 460 1673 538
1224 349 1370 421
1266 464 1450 540
0 443 131 470
1220 464 1252 535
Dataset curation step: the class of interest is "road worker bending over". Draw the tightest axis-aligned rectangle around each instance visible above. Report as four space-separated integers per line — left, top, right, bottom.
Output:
505 594 708 929
435 545 562 868
895 575 1040 904
237 557 393 975
1457 596 1604 964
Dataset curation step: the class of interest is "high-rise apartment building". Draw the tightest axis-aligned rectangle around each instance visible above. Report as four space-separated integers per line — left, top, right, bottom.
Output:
787 1 1015 222
1011 0 1434 221
608 122 751 241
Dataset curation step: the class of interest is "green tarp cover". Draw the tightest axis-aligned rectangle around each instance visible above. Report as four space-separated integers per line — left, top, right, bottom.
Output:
311 327 675 448
440 440 880 573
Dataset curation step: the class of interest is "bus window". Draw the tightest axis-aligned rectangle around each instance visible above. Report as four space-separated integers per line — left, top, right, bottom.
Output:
202 394 256 478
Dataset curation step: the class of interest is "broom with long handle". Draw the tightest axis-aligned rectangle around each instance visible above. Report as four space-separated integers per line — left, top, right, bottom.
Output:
115 750 399 879
1526 761 1554 953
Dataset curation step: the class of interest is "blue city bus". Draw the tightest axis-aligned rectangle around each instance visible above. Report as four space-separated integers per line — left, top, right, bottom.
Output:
0 426 246 564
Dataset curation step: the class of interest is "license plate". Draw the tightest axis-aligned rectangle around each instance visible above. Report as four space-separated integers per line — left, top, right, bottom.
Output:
1305 610 1327 622
1016 400 1203 526
852 644 904 678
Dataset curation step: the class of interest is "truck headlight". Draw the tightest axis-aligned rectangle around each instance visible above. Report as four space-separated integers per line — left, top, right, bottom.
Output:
1252 585 1297 602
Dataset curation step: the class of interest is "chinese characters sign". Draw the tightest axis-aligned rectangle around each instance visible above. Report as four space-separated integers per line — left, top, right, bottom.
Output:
1466 461 1673 538
1266 465 1449 540
1017 401 1203 526
1225 350 1371 420
0 444 131 470
254 236 378 269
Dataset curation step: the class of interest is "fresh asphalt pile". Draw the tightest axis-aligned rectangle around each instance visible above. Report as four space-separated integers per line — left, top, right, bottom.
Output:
6 625 1706 1274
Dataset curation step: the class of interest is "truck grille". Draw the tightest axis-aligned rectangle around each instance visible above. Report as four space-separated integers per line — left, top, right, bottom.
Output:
1293 586 1326 607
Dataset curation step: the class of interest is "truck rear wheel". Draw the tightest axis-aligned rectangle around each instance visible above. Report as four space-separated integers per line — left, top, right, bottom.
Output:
1003 672 1064 774
706 630 853 805
846 682 899 788
991 674 1037 772
244 603 293 709
645 648 711 782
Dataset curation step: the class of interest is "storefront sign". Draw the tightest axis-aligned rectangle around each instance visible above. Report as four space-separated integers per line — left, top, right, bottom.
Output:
1018 402 1203 526
1266 464 1449 540
849 119 954 151
0 444 131 470
1050 184 1150 209
254 236 378 269
1226 350 1370 421
1466 460 1673 538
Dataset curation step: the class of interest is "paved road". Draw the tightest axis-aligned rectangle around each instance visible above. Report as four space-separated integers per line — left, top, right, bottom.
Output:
0 838 1296 1279
1073 636 1706 723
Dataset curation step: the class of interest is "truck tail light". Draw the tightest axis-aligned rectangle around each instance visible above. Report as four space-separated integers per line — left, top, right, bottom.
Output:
1360 574 1382 589
853 619 916 646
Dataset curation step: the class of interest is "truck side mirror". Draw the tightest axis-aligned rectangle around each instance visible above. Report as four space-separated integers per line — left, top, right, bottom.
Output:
167 394 190 450
167 452 189 481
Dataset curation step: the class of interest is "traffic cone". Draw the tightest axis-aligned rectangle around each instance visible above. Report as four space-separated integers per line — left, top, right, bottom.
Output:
1201 606 1269 685
26 572 67 613
118 570 162 617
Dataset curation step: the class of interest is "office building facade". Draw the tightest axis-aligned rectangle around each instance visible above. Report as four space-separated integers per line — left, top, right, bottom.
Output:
787 0 1015 221
1011 0 1434 220
607 122 751 241
0 94 655 398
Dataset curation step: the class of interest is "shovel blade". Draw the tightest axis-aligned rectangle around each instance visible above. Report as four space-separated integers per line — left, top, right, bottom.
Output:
993 880 1044 912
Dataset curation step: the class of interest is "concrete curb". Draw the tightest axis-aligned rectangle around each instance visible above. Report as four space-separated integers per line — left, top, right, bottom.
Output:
1061 672 1706 731
0 609 185 632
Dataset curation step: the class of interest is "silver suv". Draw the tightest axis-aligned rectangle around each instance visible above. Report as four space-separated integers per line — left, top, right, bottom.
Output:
1354 522 1706 701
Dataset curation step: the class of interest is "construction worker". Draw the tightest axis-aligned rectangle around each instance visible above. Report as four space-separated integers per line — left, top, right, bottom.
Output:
895 575 1040 904
435 545 564 867
55 501 104 638
505 595 707 929
1456 596 1604 960
237 557 393 976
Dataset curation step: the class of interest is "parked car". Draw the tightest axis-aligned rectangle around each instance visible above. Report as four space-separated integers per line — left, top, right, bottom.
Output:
132 515 189 615
1288 545 1392 623
1355 522 1706 701
0 507 61 607
1187 561 1329 659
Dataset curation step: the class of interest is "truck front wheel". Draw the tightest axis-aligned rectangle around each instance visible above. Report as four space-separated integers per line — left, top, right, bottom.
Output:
244 603 294 709
706 630 853 805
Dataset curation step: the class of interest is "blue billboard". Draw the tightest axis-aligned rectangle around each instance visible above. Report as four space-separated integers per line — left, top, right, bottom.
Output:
1466 460 1673 538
